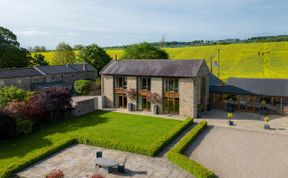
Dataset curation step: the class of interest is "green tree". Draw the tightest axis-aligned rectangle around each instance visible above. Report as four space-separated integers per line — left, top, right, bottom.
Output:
0 86 30 108
29 53 48 66
77 44 111 72
0 26 29 68
73 44 84 50
123 42 169 59
51 42 75 65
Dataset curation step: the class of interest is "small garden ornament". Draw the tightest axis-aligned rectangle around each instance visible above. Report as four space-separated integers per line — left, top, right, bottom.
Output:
227 112 234 126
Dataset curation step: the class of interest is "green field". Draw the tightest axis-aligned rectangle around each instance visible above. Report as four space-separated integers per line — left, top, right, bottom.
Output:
40 41 288 80
0 111 180 173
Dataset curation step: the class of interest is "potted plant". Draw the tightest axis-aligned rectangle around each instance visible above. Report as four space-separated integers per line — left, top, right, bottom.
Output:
147 92 161 114
124 88 137 112
264 115 270 129
227 112 233 126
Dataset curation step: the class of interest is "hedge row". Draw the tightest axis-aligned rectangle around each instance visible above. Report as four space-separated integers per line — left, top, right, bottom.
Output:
150 118 193 156
0 118 193 178
166 121 216 178
0 137 76 178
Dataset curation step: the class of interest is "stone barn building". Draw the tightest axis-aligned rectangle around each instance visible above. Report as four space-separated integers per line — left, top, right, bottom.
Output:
100 59 210 118
0 63 97 91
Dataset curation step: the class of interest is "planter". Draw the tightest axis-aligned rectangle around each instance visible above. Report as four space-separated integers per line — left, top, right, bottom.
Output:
152 105 158 115
264 124 270 130
227 120 233 126
128 103 133 112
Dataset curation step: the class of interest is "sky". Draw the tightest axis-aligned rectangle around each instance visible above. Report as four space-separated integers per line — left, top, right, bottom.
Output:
0 0 288 49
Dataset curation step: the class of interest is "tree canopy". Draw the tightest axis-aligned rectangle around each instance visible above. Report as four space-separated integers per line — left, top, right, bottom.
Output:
51 42 76 65
0 27 29 68
122 42 168 59
29 53 48 66
77 44 111 73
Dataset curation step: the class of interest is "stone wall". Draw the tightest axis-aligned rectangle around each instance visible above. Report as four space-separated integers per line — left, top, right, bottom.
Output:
102 75 114 108
179 78 197 118
45 74 62 82
0 77 31 90
151 77 163 113
31 76 45 84
127 77 137 110
63 73 77 82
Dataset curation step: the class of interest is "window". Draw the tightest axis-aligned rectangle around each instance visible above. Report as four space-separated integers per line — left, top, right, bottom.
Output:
114 76 127 89
138 77 151 90
164 78 178 93
163 78 179 114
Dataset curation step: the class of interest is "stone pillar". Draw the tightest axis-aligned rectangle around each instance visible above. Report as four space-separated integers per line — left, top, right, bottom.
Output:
102 75 114 108
127 77 137 110
179 78 197 118
150 77 163 114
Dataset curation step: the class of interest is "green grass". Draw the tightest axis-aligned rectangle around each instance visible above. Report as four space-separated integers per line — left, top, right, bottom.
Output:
40 41 288 80
0 110 181 173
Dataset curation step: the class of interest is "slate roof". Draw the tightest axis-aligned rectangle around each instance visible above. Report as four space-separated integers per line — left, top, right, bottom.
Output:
0 64 97 79
209 73 224 86
100 59 205 77
227 78 288 97
34 65 78 75
210 85 254 95
69 64 96 72
0 68 42 79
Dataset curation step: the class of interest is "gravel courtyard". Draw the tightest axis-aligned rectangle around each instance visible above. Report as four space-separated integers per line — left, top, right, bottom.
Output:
17 144 193 178
185 126 288 178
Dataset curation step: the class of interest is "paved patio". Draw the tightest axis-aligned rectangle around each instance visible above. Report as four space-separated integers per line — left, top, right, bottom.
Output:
197 109 288 135
185 126 288 178
17 144 193 178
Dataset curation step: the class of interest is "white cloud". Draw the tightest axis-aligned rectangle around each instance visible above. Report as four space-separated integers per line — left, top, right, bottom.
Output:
16 30 49 36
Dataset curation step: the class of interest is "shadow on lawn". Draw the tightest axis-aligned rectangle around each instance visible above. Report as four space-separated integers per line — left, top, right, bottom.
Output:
0 111 110 160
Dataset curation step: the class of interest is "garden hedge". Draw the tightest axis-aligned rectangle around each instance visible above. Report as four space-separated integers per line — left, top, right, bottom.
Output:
166 121 216 178
0 118 193 178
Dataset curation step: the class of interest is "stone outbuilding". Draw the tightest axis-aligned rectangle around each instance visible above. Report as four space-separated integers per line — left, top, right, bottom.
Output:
0 63 97 91
100 59 210 118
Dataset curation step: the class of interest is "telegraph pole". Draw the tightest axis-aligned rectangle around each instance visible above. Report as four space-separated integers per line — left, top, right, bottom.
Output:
217 48 221 78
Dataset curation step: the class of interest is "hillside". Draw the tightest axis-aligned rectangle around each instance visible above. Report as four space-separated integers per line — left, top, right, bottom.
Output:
40 41 288 80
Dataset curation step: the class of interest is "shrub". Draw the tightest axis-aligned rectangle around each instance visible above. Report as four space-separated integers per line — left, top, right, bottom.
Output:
0 86 30 108
74 80 93 95
165 121 216 178
90 173 104 178
16 118 33 134
46 169 64 178
0 110 16 140
24 88 72 123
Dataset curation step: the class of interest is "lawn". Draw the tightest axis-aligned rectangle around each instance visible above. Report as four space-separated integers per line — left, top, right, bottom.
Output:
0 111 181 173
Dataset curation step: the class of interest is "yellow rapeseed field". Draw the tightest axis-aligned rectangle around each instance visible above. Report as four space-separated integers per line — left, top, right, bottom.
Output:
39 41 288 80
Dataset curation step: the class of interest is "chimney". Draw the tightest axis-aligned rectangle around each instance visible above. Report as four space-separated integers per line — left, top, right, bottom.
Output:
83 62 87 71
66 63 70 67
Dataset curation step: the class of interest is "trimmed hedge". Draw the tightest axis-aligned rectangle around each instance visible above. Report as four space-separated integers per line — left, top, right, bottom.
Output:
150 118 193 156
0 138 76 178
0 118 193 178
166 121 216 178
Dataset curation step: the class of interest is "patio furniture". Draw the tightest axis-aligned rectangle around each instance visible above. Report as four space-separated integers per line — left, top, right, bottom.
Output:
117 157 127 173
95 157 118 173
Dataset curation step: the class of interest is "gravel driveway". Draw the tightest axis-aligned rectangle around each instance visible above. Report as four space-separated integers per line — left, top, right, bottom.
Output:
185 126 288 178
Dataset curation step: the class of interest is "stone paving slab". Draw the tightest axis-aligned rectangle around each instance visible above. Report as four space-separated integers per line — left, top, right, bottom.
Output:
17 144 194 178
185 126 288 178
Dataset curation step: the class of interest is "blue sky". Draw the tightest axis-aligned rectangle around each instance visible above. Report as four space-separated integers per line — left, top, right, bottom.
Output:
1 0 288 49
